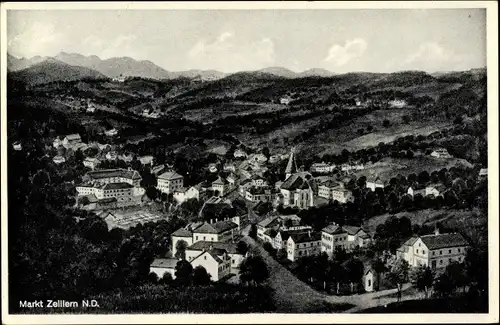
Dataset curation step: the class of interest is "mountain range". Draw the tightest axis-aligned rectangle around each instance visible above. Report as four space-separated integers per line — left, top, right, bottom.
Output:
7 52 337 83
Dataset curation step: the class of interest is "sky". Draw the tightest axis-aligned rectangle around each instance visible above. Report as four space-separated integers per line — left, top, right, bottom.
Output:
7 9 486 73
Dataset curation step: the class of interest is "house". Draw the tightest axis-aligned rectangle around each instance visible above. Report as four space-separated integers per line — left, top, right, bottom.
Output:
151 164 166 175
249 153 268 164
280 97 292 105
192 220 239 243
364 269 377 292
12 141 22 151
52 155 66 164
105 151 118 161
406 186 426 197
87 102 96 113
321 224 371 256
366 177 385 191
430 148 452 159
251 174 268 187
389 99 407 108
212 177 229 196
185 241 245 270
227 172 239 186
171 227 194 257
425 184 447 198
104 128 119 137
53 137 62 148
234 149 247 159
190 249 231 282
223 163 236 172
157 171 184 194
286 231 322 261
279 173 314 209
478 168 487 181
150 258 179 280
62 134 83 149
84 168 142 187
139 155 154 166
173 185 201 204
76 182 141 203
318 181 353 203
396 230 469 270
113 75 126 82
272 228 311 251
269 155 281 164
257 215 281 240
208 164 218 173
83 157 101 170
245 187 276 203
311 163 335 174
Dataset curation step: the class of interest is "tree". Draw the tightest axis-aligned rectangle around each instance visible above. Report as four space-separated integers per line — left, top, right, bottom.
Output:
159 272 173 285
175 240 188 260
371 258 388 291
276 248 288 261
402 115 411 124
410 265 434 298
239 255 269 286
174 260 193 285
192 266 211 286
383 119 391 128
342 258 364 293
249 224 257 239
236 240 249 256
328 260 344 295
387 259 409 302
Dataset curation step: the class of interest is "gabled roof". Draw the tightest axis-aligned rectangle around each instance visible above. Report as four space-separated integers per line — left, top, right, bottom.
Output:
192 250 223 264
186 241 239 254
281 174 312 191
426 183 447 193
420 233 469 250
193 220 238 234
322 224 342 234
257 215 280 228
87 168 141 180
342 225 361 236
285 148 298 175
65 134 81 141
151 258 178 269
289 231 321 243
212 177 229 185
158 171 183 180
171 228 193 237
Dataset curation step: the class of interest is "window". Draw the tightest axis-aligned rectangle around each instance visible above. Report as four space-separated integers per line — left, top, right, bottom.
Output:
440 250 442 255
458 248 461 253
422 250 426 255
368 279 371 286
416 249 419 254
449 249 452 254
440 260 443 264
204 256 207 260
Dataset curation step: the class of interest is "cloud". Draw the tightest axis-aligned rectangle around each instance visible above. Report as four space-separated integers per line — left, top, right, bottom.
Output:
187 32 276 72
8 22 63 58
80 34 141 59
324 38 367 66
400 42 477 72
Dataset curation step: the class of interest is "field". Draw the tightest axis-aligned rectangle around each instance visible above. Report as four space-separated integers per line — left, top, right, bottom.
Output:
353 156 473 180
104 209 166 230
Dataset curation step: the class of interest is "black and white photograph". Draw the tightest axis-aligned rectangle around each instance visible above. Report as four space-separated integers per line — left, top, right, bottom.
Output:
1 1 498 323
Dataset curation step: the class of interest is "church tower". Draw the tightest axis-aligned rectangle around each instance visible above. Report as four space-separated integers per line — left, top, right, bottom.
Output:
285 147 298 180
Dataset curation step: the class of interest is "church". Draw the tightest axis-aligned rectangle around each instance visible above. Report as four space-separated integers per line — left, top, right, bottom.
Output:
276 148 315 209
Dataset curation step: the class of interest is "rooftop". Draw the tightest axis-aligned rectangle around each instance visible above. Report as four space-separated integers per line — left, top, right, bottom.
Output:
171 228 193 237
102 182 134 190
420 233 469 250
281 174 313 191
289 231 321 243
187 241 239 254
151 258 179 269
65 134 82 141
193 220 238 234
87 168 141 181
158 171 183 180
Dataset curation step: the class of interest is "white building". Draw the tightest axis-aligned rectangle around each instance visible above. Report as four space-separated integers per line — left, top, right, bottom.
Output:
425 184 447 198
83 157 101 170
321 224 371 257
171 227 195 257
104 128 119 137
192 220 239 243
53 155 66 164
150 258 178 280
389 99 407 108
157 171 184 194
190 249 231 282
366 177 385 191
12 141 22 151
105 151 118 161
76 182 141 201
212 177 229 197
83 168 142 187
234 149 247 159
318 181 353 203
279 174 314 209
286 231 322 262
173 185 201 204
396 231 469 270
430 148 452 159
62 134 84 150
311 163 335 174
185 241 245 271
139 155 154 166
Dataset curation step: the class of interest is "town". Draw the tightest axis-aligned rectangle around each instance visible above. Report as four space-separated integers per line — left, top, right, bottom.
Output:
5 7 490 316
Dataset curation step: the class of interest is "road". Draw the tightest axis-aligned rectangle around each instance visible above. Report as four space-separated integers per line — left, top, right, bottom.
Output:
241 225 415 313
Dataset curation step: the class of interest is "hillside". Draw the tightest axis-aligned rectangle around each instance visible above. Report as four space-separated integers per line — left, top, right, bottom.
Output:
9 60 108 85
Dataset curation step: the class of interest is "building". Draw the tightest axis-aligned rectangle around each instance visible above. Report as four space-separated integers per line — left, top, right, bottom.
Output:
157 171 184 194
83 157 101 170
389 99 407 108
285 147 299 180
318 181 353 203
478 168 487 181
104 128 119 137
113 75 126 82
364 269 377 292
321 224 371 256
192 220 239 243
190 249 231 282
150 258 178 280
245 187 276 203
279 174 314 209
406 186 426 197
251 174 268 187
151 164 166 175
425 184 447 198
227 172 239 186
286 231 322 261
83 168 142 187
249 153 268 164
12 141 22 151
171 227 195 257
62 134 83 149
223 163 236 172
212 177 229 197
87 102 96 113
139 155 154 166
311 163 335 174
105 151 118 161
173 185 201 204
272 228 311 251
53 155 66 164
185 241 245 270
234 149 247 159
269 155 281 164
76 182 141 202
430 148 452 159
367 177 385 192
280 97 292 105
396 231 469 270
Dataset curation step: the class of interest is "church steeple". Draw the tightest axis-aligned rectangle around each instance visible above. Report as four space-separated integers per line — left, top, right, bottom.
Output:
285 147 298 180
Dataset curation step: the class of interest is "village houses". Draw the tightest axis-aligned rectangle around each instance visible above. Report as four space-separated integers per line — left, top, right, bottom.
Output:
212 177 230 196
425 184 447 198
318 181 353 203
83 157 101 170
286 231 322 262
366 176 385 191
321 224 371 256
430 148 452 159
